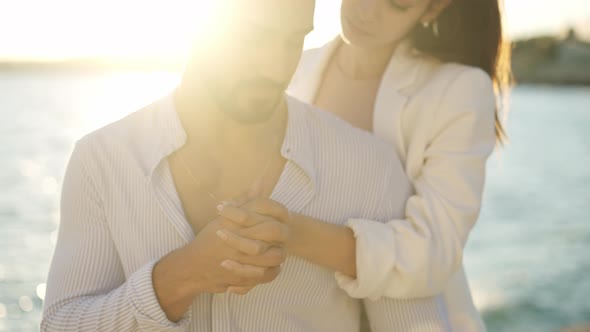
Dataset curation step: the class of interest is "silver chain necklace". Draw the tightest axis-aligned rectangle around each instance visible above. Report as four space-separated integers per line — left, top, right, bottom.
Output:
177 134 281 204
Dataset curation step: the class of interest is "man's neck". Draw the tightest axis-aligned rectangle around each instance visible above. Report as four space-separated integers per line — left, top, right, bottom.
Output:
173 87 287 158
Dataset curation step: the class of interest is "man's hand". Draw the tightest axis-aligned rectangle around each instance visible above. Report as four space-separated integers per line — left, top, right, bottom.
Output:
185 215 286 293
217 197 292 252
152 210 287 321
215 198 292 293
219 198 359 287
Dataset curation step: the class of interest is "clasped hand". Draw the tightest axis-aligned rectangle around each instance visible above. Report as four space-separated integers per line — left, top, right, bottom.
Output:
192 197 292 295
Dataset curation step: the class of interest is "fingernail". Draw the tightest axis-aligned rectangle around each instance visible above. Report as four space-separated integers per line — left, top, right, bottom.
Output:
216 204 224 211
216 230 228 241
221 260 233 269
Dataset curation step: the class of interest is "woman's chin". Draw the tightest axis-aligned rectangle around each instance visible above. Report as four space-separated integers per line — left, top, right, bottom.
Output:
339 32 383 49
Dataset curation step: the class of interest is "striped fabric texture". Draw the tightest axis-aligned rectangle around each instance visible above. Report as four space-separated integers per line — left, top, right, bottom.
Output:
42 94 451 331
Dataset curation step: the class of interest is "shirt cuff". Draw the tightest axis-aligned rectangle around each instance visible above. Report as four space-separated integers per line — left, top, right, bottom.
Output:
334 218 398 300
128 260 192 331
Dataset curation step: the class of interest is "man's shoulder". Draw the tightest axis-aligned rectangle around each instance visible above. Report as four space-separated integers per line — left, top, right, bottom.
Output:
285 95 394 175
287 95 388 149
286 96 407 209
77 97 161 152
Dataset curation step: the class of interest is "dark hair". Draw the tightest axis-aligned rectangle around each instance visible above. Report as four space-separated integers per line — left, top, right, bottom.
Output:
410 0 512 145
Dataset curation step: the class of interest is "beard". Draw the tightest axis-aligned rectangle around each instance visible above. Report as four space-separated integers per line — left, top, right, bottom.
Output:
209 78 287 125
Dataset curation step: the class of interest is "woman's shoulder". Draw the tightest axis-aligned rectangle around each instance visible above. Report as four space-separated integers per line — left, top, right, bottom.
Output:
418 60 493 95
411 58 495 111
399 57 497 140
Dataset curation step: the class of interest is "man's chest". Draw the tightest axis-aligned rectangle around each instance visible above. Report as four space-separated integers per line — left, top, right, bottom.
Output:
102 149 392 272
167 152 288 235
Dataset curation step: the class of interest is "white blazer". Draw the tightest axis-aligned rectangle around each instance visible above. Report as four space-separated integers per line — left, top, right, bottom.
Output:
288 38 496 332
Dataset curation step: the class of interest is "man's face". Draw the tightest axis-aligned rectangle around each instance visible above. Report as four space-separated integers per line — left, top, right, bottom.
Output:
194 0 315 124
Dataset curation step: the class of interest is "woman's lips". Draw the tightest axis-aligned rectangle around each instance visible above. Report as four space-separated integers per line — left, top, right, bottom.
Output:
345 17 372 36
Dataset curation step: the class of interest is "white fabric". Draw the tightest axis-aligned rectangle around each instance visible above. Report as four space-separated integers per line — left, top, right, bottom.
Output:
288 38 495 332
42 93 452 331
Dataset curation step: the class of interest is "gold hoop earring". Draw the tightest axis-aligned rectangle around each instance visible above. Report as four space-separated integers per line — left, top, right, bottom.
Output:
433 21 439 37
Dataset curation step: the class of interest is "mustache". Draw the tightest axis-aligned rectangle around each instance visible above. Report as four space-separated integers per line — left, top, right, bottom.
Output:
235 78 288 91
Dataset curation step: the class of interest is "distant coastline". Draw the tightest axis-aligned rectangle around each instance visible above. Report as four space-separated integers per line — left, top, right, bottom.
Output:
2 31 590 86
0 57 184 73
512 29 590 85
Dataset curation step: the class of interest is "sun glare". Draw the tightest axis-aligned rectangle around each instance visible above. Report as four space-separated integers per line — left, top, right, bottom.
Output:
0 0 341 62
0 0 225 62
2 0 585 62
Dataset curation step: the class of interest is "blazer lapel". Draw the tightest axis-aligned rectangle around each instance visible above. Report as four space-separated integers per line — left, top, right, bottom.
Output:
288 37 340 104
373 41 423 159
290 38 423 160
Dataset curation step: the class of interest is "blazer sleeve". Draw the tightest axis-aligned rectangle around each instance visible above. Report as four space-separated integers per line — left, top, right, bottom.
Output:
41 141 191 331
334 67 497 299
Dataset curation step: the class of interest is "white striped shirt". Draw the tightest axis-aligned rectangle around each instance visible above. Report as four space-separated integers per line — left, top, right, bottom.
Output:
42 93 451 331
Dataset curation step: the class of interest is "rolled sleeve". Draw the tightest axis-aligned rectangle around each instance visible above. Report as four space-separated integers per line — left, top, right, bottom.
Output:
41 141 192 332
334 219 397 300
334 68 496 300
128 260 192 331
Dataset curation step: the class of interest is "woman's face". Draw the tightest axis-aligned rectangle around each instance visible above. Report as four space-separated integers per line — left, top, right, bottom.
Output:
340 0 433 49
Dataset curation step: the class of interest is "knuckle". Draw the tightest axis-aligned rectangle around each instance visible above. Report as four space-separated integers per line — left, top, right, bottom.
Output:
252 242 264 255
259 240 270 253
236 276 249 285
223 233 236 245
237 210 249 224
235 238 252 254
264 266 281 281
218 283 232 293
219 218 240 231
253 266 266 278
277 247 287 262
234 251 248 262
268 247 286 265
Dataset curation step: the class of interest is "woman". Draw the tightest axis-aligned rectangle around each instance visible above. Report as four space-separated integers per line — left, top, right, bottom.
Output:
287 0 511 330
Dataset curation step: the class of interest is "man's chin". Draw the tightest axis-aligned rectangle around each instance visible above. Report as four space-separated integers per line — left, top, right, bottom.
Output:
226 97 282 125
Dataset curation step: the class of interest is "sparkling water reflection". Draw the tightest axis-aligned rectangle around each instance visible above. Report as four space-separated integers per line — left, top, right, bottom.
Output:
0 71 589 331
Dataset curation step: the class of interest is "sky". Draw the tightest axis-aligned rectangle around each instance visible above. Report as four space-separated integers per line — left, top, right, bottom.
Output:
0 0 588 61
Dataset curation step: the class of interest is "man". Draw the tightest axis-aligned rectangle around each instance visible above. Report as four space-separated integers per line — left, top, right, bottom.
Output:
42 1 448 331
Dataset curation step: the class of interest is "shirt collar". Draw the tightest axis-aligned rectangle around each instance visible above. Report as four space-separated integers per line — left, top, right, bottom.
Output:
141 93 186 179
141 92 316 186
282 95 317 185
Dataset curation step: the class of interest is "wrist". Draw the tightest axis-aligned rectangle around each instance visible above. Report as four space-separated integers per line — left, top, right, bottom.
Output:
154 248 201 305
285 212 306 255
176 246 207 297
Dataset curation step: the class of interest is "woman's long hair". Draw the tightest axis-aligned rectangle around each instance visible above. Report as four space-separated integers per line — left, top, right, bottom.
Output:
410 0 512 145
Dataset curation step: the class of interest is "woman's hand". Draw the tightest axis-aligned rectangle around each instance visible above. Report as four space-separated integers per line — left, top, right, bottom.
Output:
219 197 358 283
